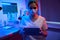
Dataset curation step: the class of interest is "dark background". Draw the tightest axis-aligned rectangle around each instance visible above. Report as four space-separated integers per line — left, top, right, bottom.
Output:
40 0 60 22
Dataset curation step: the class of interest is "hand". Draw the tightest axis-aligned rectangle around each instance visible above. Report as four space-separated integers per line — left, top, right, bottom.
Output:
41 31 48 37
19 28 24 34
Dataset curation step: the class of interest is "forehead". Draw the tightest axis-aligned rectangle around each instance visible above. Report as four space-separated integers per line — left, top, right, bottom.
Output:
29 3 37 7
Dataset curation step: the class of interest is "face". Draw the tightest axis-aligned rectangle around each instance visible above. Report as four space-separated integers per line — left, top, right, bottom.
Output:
28 3 38 15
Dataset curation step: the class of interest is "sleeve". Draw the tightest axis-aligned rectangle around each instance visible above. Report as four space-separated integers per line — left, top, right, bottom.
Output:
41 17 48 31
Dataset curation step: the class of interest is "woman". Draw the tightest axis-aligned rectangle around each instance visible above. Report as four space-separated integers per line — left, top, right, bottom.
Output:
20 1 48 40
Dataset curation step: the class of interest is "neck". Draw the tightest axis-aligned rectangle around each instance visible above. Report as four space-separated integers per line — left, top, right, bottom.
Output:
30 13 39 21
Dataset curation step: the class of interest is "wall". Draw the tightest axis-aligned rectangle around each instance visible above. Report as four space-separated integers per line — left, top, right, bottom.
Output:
40 0 60 28
41 0 60 22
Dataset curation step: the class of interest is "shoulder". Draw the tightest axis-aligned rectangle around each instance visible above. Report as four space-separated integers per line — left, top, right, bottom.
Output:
21 15 30 22
39 16 46 21
22 15 29 19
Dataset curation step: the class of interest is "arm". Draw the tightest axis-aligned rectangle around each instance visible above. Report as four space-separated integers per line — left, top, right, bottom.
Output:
41 18 48 37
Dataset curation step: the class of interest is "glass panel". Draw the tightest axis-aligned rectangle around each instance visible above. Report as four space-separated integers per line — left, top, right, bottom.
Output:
2 2 18 21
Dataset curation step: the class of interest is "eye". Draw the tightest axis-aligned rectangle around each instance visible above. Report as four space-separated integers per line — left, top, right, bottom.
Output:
29 7 36 9
33 7 36 9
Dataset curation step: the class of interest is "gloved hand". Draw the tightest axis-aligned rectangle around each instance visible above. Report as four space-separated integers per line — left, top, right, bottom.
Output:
19 28 24 35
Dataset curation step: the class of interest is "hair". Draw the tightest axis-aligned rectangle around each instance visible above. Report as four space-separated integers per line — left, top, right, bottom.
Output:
0 7 2 10
28 1 38 7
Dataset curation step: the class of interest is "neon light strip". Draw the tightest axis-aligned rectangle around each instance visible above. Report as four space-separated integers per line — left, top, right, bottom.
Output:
47 21 60 24
2 3 11 5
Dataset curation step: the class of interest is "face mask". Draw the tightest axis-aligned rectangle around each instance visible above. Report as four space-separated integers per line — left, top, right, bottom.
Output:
32 9 37 13
29 9 37 16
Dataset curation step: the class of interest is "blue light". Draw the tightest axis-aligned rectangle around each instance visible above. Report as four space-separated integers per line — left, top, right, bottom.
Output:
2 3 11 5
